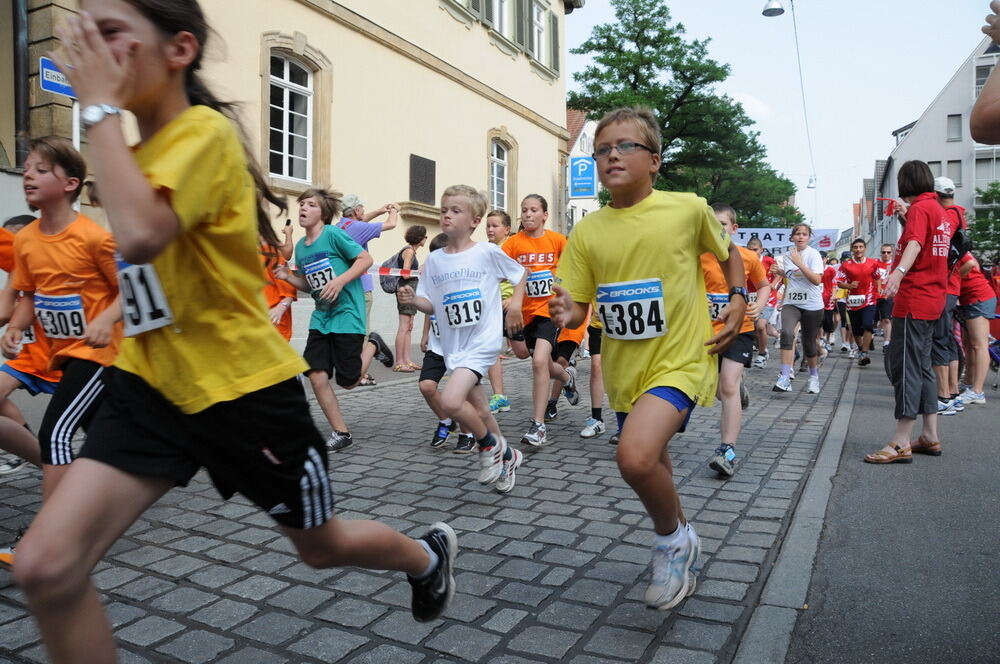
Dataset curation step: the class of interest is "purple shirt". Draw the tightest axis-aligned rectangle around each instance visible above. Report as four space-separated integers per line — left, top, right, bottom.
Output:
337 217 383 292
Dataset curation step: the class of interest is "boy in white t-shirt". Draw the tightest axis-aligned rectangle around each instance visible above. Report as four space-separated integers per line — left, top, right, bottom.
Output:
398 186 528 493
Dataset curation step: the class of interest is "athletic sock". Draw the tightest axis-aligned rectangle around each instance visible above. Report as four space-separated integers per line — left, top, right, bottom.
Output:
951 393 960 400
547 398 558 408
809 368 819 378
780 364 792 379
591 407 602 421
502 446 512 461
413 539 440 579
653 522 685 548
440 418 453 427
477 433 496 450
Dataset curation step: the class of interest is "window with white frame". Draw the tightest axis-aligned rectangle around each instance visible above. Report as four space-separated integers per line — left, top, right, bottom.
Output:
269 54 312 181
531 1 546 63
928 161 941 177
976 64 994 98
947 160 962 186
975 151 1000 205
946 114 962 142
490 140 508 211
493 0 508 35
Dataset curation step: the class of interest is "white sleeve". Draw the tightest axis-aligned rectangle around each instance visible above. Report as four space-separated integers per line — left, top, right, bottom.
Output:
416 254 432 300
490 243 528 284
809 249 824 274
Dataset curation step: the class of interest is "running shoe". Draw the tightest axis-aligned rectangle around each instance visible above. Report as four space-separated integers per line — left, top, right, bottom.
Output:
709 443 736 478
453 434 475 454
430 421 457 449
407 522 457 622
520 421 546 447
0 455 28 475
645 524 699 610
740 381 750 410
477 435 507 484
489 394 511 413
495 448 523 494
840 343 850 352
858 352 871 367
753 353 768 369
580 417 606 438
848 348 857 359
0 529 23 570
609 431 620 445
882 341 890 350
961 389 986 405
580 348 591 359
950 396 965 412
773 375 792 392
327 431 353 452
562 366 580 406
545 399 558 422
806 376 820 394
368 331 395 368
936 399 957 416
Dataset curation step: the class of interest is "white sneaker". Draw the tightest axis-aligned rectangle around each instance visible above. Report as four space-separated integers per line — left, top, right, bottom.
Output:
840 343 850 352
0 455 28 475
882 341 890 350
495 448 523 494
936 399 957 416
520 421 546 447
961 389 986 405
645 525 698 610
848 348 857 359
580 417 606 438
753 354 768 369
477 435 508 484
773 375 792 392
806 375 820 394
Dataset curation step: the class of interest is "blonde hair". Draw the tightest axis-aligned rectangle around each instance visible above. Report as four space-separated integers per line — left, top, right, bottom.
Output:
594 107 662 157
442 185 488 219
297 187 343 225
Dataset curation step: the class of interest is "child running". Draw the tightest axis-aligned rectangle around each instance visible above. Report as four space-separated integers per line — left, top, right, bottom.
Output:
398 185 527 493
485 209 513 413
549 107 746 610
16 5 456 662
502 194 577 447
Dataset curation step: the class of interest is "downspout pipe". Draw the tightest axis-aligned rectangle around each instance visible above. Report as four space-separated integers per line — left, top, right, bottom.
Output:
13 0 29 167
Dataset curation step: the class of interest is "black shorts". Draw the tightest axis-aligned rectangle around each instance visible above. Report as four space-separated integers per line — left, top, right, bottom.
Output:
523 316 558 353
587 325 602 356
552 340 578 363
848 305 876 335
80 367 333 530
876 298 893 321
39 358 107 466
719 332 754 368
303 330 364 387
419 350 447 384
837 301 849 328
822 309 836 334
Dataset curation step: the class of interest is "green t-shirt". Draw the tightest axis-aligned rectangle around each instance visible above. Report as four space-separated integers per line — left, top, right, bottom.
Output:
294 225 366 335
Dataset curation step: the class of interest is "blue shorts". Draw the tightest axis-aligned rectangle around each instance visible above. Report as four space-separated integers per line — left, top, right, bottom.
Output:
958 297 997 320
615 386 695 434
0 364 58 396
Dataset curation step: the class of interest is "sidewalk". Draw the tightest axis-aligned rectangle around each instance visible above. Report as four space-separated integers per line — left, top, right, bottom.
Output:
786 351 998 664
0 350 856 663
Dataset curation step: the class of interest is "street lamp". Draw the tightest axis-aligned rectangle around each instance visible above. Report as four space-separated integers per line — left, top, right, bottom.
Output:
762 1 784 17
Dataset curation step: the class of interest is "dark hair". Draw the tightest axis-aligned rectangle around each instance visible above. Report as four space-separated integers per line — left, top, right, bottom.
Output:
297 187 342 225
521 194 548 213
405 225 427 245
819 250 828 259
851 238 866 247
27 136 86 203
711 202 737 225
897 160 934 198
790 223 812 238
487 210 512 228
429 232 449 252
746 237 763 250
3 214 36 229
124 0 286 248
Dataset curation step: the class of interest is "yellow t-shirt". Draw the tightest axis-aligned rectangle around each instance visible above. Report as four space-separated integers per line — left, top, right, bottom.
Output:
556 190 730 412
497 237 515 300
117 105 306 413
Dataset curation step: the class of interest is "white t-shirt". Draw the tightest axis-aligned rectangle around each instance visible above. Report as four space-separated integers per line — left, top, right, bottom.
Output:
417 242 526 375
778 246 824 311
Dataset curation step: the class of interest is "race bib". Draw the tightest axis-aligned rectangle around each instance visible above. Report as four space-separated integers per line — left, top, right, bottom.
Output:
707 293 728 320
429 314 441 338
443 288 483 328
525 269 553 298
786 289 808 304
596 278 667 341
303 257 335 292
21 325 36 345
847 294 865 308
747 292 758 304
118 256 174 337
35 293 86 339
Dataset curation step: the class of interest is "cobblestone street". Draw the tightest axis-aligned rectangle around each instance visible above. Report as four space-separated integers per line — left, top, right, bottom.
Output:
0 351 854 664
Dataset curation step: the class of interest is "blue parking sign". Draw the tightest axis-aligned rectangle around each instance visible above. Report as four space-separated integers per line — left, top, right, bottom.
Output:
569 156 597 199
39 57 76 99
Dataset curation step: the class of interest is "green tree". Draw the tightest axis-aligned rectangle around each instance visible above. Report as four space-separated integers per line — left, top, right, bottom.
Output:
972 182 1000 265
568 0 802 226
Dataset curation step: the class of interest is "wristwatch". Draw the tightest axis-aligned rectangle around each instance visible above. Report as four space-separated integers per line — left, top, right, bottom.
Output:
895 266 907 274
81 104 123 130
728 286 748 302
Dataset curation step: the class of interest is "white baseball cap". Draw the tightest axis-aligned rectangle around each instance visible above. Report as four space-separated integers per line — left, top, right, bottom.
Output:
933 176 955 195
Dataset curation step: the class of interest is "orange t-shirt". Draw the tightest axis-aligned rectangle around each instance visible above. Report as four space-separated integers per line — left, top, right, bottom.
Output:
557 314 588 345
501 229 567 324
0 228 14 273
12 214 122 370
259 243 297 341
5 300 62 384
700 245 766 335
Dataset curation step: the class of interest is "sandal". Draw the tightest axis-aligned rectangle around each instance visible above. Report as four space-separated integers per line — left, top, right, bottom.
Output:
408 362 422 370
910 434 942 456
359 374 377 386
863 443 912 464
392 364 414 373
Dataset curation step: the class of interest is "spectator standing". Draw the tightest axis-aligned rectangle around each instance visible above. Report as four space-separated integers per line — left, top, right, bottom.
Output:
393 225 428 372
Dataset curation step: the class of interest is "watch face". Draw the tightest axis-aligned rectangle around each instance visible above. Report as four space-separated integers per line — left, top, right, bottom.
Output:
82 106 104 125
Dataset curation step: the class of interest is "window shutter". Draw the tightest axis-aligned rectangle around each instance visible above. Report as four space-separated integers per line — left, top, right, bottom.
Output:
469 0 482 17
483 0 494 26
513 0 527 50
549 12 559 71
409 155 436 205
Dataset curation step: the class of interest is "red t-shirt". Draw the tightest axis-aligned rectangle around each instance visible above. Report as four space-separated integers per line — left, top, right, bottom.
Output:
821 265 837 310
958 253 996 306
836 257 881 310
944 205 967 296
891 192 949 320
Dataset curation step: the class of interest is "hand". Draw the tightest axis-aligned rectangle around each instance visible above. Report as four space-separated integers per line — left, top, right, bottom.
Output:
281 224 294 239
705 296 747 355
985 1 1000 44
884 269 904 298
769 262 782 277
274 263 290 281
268 303 287 325
84 316 113 348
893 197 909 217
746 298 763 319
51 11 137 108
505 305 524 337
386 203 400 214
787 247 804 269
1 328 22 359
547 285 575 328
420 336 428 353
397 285 414 304
319 277 344 303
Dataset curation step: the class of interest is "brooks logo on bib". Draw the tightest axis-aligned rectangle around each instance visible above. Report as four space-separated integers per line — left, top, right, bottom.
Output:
35 293 86 339
443 288 483 328
847 294 865 308
303 257 335 292
117 254 174 337
596 279 666 341
526 270 553 298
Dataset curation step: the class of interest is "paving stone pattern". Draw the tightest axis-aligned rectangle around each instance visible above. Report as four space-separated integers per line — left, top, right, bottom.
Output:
0 351 854 663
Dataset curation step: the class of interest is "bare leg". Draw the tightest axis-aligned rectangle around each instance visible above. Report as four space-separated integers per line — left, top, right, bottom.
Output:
283 516 429 575
530 341 560 423
308 371 348 432
965 317 990 392
0 417 42 467
439 369 491 440
590 354 604 408
419 380 447 420
717 358 743 445
359 338 377 379
487 358 505 396
395 314 414 367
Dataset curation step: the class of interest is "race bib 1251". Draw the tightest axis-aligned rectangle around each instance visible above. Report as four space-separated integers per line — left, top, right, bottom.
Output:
596 278 666 341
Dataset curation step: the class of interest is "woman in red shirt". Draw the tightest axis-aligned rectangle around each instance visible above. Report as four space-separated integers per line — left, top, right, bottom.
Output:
956 253 997 403
865 161 950 463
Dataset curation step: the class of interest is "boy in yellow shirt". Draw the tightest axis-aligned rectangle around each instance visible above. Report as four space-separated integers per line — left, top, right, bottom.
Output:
550 107 746 611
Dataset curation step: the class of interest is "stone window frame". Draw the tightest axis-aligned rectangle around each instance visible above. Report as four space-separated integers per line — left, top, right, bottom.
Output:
487 127 519 216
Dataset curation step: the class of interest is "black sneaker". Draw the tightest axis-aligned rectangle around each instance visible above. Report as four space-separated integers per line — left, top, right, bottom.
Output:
408 522 457 622
326 431 353 452
453 434 475 454
545 399 558 421
368 331 394 368
430 421 456 449
709 443 736 478
858 353 871 367
609 431 620 445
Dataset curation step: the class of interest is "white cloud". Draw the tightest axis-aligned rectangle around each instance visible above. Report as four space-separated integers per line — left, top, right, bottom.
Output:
732 92 773 121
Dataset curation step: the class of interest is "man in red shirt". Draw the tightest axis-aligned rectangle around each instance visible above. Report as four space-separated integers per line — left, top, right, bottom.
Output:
820 252 838 350
835 239 882 366
875 244 894 348
932 177 964 413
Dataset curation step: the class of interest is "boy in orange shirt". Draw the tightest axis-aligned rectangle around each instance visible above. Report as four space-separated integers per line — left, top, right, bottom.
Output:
502 194 578 447
701 204 770 478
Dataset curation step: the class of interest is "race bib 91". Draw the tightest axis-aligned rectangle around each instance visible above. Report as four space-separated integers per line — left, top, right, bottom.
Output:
525 270 553 298
847 294 865 308
303 257 335 292
118 255 174 337
443 288 483 328
596 279 666 341
707 293 728 320
34 293 86 339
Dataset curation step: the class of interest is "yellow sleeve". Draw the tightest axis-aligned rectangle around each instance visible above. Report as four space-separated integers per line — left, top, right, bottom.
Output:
696 203 730 261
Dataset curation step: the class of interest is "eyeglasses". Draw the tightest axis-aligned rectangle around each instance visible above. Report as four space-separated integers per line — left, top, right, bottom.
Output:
880 251 891 255
593 142 655 160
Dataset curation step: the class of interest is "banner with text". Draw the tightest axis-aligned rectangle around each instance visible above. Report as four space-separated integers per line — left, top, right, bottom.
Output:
732 227 839 256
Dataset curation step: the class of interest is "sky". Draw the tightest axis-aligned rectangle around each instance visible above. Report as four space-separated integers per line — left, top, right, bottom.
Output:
565 0 991 231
